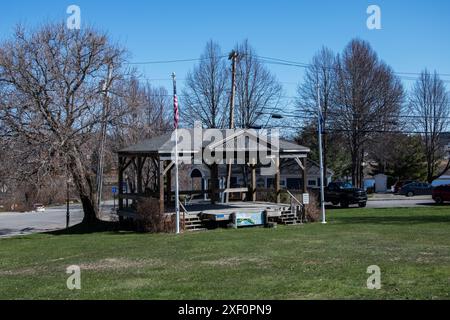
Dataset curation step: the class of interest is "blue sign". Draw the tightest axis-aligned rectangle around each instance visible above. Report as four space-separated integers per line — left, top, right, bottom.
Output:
235 212 265 228
112 186 118 194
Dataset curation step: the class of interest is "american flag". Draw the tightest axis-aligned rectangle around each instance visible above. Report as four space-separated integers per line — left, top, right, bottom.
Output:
173 73 179 129
174 93 179 129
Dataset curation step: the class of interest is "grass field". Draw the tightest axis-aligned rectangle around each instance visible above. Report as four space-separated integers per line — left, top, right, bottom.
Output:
0 206 449 300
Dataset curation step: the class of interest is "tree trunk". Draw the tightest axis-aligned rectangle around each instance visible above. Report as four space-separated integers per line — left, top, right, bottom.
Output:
80 194 99 224
351 151 358 186
68 145 100 224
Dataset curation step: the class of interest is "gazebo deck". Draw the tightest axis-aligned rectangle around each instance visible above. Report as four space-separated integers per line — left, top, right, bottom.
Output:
172 200 289 221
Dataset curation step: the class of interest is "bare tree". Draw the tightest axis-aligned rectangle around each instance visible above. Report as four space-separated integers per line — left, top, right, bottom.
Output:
409 70 450 182
181 40 229 128
235 40 282 129
112 78 171 146
0 23 128 224
333 39 404 187
111 78 172 194
297 47 336 184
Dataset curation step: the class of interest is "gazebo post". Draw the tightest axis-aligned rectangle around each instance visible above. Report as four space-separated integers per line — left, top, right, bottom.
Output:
158 158 165 214
118 156 124 211
275 156 281 203
210 163 218 204
137 157 143 194
251 164 257 202
166 161 172 205
302 157 308 194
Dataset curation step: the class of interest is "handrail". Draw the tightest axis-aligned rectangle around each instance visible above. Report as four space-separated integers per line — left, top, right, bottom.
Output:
179 201 189 215
179 201 188 231
286 190 303 207
286 190 306 224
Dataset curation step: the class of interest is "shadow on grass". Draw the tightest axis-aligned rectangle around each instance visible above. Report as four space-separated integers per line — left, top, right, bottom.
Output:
325 204 363 210
332 214 450 225
46 220 128 236
416 202 449 207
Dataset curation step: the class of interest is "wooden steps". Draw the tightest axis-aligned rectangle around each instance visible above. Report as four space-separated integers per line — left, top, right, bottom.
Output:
277 209 303 225
182 215 206 232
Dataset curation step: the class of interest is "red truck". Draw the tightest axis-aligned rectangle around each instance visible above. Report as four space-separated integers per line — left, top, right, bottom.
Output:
432 185 450 204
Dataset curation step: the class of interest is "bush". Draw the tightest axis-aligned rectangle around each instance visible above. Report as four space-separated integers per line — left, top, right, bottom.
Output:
136 198 175 233
304 190 320 222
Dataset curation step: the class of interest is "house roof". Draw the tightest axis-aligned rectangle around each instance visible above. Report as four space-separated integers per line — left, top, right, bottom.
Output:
118 129 310 155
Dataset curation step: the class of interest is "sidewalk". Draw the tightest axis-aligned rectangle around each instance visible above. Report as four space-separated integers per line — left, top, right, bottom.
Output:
368 193 432 201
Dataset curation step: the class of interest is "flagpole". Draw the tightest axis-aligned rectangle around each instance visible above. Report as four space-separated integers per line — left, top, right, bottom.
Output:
172 73 180 234
317 83 326 224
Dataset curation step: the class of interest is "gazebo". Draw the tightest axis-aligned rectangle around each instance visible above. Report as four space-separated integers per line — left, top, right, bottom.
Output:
117 129 310 218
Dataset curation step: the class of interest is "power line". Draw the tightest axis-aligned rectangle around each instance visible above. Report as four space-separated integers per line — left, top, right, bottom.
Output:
255 54 450 79
128 55 228 65
263 124 449 135
131 53 450 86
260 108 450 120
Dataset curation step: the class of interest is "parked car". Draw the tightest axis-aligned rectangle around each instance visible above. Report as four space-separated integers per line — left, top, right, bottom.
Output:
399 182 433 197
325 182 368 208
393 180 416 194
432 185 450 204
33 203 46 212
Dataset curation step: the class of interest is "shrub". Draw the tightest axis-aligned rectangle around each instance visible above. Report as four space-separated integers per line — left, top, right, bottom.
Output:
304 190 320 222
136 198 175 233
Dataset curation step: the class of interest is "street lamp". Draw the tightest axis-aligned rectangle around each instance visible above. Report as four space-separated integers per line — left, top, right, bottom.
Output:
270 113 284 119
251 113 285 130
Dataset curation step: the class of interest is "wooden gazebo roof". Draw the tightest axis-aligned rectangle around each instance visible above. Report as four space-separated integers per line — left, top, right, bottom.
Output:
118 129 310 157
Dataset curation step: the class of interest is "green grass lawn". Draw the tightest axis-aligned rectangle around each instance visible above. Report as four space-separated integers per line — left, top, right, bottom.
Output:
0 206 449 300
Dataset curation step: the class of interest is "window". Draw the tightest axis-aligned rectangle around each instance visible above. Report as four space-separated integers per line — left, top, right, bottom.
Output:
266 178 286 189
308 180 317 186
287 178 302 190
256 178 265 188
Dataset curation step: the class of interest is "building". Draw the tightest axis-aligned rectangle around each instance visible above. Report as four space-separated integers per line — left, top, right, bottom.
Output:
187 158 333 196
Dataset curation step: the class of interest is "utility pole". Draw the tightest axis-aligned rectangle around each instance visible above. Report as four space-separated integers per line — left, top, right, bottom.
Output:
317 83 326 224
96 63 113 211
225 50 238 203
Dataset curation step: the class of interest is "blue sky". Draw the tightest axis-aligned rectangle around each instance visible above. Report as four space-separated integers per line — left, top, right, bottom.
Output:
1 0 449 103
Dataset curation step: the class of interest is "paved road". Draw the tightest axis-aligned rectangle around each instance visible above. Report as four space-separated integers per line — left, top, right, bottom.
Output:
0 201 115 238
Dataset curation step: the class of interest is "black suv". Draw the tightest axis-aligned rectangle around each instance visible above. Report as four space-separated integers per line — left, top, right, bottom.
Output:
325 182 368 208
